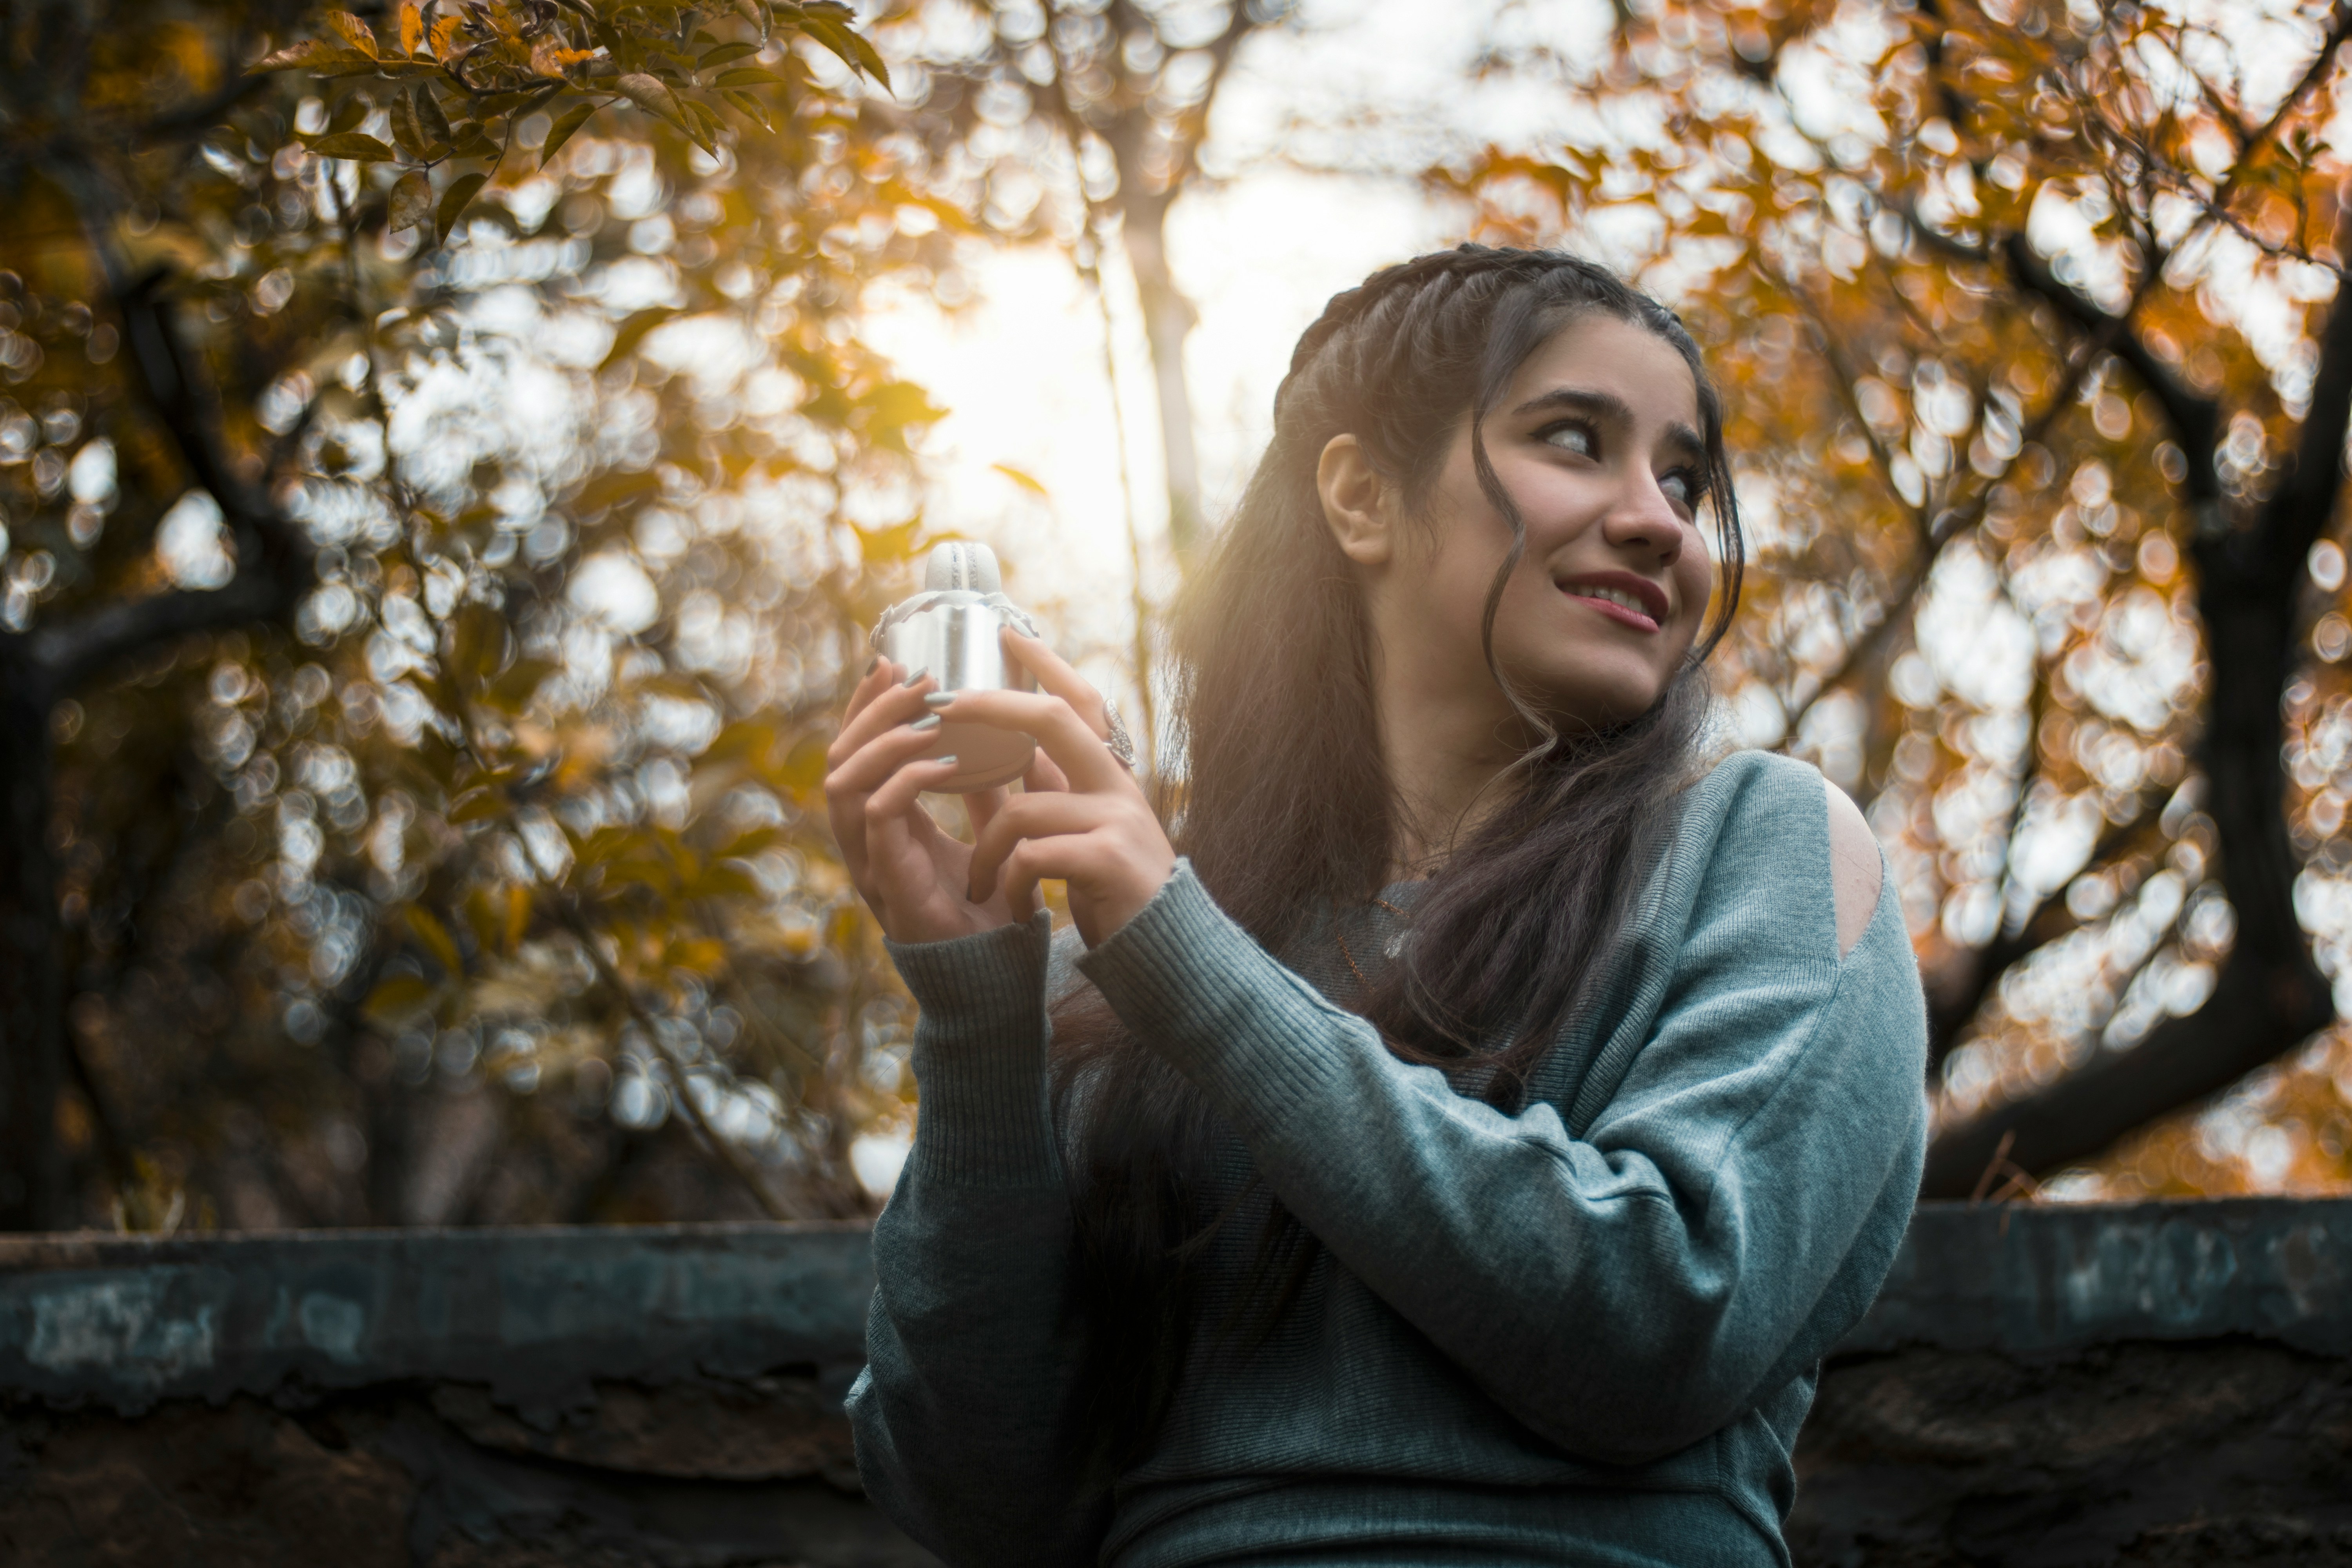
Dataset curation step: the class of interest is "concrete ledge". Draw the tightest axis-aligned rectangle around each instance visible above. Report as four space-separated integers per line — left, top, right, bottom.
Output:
0 1221 875 1421
1848 1197 2352 1357
3 1200 2349 1564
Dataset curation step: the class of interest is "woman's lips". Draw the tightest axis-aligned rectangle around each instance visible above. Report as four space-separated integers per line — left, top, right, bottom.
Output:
1556 574 1666 633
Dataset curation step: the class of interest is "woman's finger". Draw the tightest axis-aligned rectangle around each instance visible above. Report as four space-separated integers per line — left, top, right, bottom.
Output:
1001 627 1111 739
963 782 1013 838
828 663 938 770
926 687 1128 795
1023 748 1071 795
864 750 969 844
995 837 1065 923
966 791 1114 904
836 654 897 738
828 710 953 800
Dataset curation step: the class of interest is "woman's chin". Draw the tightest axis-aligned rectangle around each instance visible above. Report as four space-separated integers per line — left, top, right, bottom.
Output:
1511 662 1676 731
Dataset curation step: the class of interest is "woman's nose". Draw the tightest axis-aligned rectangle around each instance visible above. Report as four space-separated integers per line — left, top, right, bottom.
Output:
1602 472 1687 563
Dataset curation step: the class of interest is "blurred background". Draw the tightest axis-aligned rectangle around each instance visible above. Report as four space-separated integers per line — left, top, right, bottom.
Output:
4 0 2350 1234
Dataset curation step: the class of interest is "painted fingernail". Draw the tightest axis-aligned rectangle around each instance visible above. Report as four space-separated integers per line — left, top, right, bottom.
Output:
901 665 929 687
922 691 955 709
909 715 941 734
933 755 957 768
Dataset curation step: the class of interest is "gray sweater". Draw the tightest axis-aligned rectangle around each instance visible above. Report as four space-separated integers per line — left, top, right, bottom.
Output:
847 750 1930 1566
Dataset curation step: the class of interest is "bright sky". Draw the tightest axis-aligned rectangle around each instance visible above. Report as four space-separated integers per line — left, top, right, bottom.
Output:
852 0 1569 719
862 171 1454 701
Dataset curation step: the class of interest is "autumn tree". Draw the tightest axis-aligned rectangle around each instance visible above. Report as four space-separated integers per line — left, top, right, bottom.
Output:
1447 0 2352 1194
0 0 957 1230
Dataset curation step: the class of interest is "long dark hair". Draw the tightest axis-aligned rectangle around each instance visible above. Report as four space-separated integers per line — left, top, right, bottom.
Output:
1051 244 1746 1470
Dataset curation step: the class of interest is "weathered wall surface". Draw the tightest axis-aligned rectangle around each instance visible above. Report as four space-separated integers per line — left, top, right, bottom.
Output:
2 1201 2348 1566
1793 1200 2352 1566
0 1223 933 1566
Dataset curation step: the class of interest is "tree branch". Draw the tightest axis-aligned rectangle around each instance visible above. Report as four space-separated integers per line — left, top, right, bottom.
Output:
1922 200 2352 1194
1999 232 2222 508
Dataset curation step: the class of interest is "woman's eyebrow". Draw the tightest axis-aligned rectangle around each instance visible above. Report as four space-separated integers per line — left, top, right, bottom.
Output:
1510 387 1705 462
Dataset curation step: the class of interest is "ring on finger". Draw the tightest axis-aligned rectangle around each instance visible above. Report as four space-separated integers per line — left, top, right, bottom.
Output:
1102 695 1138 771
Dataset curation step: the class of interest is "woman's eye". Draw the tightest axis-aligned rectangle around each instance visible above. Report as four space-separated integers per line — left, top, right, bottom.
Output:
1659 469 1702 511
1541 421 1596 457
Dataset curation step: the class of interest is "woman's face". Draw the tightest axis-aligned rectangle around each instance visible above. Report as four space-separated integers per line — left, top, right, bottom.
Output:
1379 313 1716 733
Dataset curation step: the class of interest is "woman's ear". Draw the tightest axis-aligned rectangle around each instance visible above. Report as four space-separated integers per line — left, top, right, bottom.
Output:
1318 434 1396 567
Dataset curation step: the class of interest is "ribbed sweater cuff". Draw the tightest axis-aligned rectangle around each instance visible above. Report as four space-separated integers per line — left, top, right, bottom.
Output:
887 911 1060 1187
1075 860 1345 1136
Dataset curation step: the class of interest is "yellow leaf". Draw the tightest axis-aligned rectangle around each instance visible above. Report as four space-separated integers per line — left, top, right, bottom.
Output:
448 786 507 824
399 2 424 56
693 862 764 900
665 937 728 975
405 904 464 977
388 171 434 234
323 10 377 58
503 886 532 955
436 171 488 240
363 973 437 1023
991 462 1048 495
309 132 396 162
615 72 688 131
249 38 334 72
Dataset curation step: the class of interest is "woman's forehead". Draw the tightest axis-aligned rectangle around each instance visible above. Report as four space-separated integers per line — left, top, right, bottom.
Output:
1509 315 1700 428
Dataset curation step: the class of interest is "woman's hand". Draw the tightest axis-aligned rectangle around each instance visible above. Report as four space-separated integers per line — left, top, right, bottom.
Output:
824 658 1031 944
948 630 1177 948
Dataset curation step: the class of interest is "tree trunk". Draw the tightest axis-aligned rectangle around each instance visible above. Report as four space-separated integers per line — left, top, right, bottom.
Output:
1920 236 2352 1196
1118 191 1205 564
0 671 67 1229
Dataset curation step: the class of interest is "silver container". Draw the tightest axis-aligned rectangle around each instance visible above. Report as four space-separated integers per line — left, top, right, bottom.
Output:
872 543 1038 791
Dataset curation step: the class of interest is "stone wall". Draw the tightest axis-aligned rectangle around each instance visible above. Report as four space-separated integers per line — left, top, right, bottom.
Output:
1793 1199 2352 1566
2 1200 2347 1565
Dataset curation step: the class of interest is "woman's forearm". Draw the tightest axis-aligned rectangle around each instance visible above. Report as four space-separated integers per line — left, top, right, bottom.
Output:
846 912 1108 1563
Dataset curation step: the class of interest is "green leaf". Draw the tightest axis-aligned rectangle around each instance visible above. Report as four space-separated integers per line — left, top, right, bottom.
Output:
436 171 488 241
597 307 680 373
309 132 396 162
540 99 600 167
714 67 789 87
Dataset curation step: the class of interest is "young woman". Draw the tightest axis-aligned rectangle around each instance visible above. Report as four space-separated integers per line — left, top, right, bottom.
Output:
825 245 1927 1568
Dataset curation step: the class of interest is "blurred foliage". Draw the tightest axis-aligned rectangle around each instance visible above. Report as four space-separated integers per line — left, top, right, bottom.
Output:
0 0 978 1228
1445 0 2352 1195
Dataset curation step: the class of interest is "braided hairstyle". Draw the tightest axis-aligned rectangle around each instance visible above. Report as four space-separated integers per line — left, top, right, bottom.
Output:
1053 243 1746 1472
